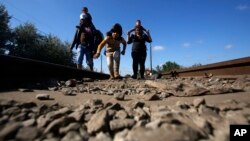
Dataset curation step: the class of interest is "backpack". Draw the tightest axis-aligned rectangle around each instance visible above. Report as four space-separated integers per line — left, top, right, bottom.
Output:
93 30 104 54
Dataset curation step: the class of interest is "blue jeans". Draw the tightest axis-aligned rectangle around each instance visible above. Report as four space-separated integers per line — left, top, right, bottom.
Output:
76 44 93 69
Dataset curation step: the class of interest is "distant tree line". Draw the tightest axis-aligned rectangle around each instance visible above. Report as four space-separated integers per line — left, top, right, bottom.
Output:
0 4 74 66
154 61 181 73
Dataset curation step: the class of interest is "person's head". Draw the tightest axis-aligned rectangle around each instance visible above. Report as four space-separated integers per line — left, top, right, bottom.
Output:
111 31 119 39
135 20 141 26
108 23 122 39
112 23 122 36
135 27 143 36
82 7 88 13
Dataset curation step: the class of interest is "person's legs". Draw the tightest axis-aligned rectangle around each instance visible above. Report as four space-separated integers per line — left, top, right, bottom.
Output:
113 51 120 78
76 45 84 69
85 47 94 71
106 52 114 79
139 52 147 79
131 52 139 79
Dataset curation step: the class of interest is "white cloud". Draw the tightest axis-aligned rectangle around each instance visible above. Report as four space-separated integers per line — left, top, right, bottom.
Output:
225 44 234 49
236 4 249 11
152 45 165 51
196 40 204 44
182 42 191 48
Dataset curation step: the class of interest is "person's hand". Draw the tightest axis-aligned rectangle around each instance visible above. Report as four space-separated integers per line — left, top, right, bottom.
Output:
121 50 125 55
93 53 100 59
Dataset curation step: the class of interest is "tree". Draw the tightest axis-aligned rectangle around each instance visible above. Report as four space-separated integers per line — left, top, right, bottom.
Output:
0 4 12 49
9 22 74 66
191 63 202 68
155 61 181 73
42 34 74 66
0 3 74 67
10 22 39 57
155 65 162 73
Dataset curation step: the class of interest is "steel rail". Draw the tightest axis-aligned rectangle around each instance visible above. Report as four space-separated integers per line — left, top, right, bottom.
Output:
0 54 109 88
161 56 250 77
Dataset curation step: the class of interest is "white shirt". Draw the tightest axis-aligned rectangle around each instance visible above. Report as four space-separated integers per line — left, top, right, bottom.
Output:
80 13 87 20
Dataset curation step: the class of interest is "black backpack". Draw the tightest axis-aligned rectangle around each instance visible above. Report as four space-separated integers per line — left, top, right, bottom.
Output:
93 30 104 54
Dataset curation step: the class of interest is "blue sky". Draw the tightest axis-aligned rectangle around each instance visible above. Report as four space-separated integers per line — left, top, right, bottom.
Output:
1 0 250 75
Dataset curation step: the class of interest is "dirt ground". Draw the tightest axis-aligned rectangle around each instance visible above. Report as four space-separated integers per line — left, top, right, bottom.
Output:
1 89 249 108
1 77 250 141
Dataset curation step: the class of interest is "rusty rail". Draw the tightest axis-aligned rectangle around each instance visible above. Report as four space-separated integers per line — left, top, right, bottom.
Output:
161 56 250 77
0 54 109 89
1 54 250 88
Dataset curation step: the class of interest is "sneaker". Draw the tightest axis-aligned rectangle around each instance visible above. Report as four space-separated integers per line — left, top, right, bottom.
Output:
140 75 145 79
131 75 137 79
140 77 145 80
114 76 123 80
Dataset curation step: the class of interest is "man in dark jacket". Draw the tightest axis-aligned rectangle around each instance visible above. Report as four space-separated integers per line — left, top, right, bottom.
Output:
127 27 152 79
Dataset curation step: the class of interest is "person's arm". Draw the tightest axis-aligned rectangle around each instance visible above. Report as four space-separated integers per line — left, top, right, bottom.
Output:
93 36 109 58
146 30 152 43
141 26 147 32
121 38 127 55
70 29 78 51
127 33 132 44
127 28 135 35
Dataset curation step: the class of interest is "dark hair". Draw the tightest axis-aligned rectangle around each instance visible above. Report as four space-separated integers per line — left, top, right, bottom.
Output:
112 23 122 35
106 23 122 39
82 7 88 11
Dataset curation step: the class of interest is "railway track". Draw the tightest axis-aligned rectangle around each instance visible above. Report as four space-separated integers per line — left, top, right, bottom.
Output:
161 56 250 78
0 54 109 89
1 54 250 89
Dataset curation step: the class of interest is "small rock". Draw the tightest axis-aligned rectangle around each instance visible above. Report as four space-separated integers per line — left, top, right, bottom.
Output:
36 94 50 100
193 98 206 108
114 93 125 100
61 88 74 95
18 88 33 92
65 79 77 87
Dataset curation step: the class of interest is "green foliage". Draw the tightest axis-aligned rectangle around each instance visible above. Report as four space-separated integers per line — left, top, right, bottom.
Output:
191 63 202 67
0 4 12 48
8 22 74 66
10 23 38 57
0 4 74 66
155 61 181 73
0 3 75 66
124 74 131 78
39 34 75 66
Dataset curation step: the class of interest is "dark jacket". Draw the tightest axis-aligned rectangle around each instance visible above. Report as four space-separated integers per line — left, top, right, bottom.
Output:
70 25 93 50
127 34 151 52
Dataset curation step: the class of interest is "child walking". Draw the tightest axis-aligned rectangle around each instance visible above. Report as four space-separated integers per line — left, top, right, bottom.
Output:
94 23 126 80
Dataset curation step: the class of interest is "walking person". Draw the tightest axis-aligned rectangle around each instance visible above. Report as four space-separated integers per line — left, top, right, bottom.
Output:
71 19 94 71
127 27 152 79
94 23 126 80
